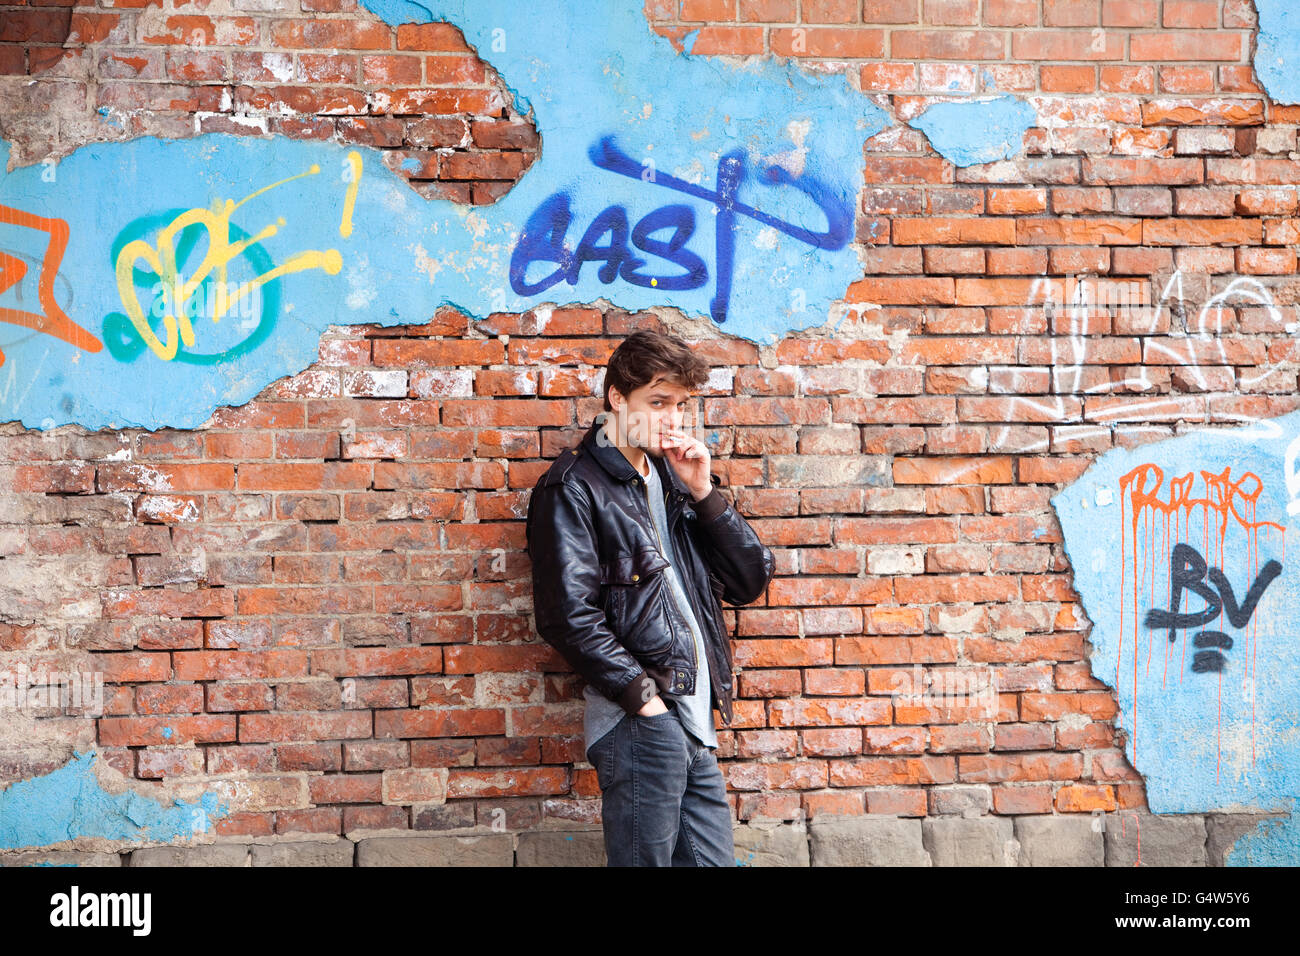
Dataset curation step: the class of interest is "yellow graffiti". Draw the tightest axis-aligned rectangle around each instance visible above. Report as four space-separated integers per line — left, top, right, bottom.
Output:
114 150 364 361
340 151 362 239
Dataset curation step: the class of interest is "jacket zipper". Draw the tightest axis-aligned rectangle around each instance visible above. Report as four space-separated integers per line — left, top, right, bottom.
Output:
639 471 697 688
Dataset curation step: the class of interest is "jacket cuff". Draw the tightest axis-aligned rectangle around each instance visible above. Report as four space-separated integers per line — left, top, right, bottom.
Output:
616 670 659 715
691 486 729 522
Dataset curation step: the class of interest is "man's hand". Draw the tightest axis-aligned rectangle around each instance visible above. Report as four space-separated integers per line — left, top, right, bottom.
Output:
637 695 669 716
660 427 712 501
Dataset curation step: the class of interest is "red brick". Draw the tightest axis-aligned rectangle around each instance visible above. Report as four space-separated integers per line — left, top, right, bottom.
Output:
892 30 1005 59
860 62 918 91
1041 64 1096 93
99 715 236 746
1044 0 1098 26
770 27 885 57
374 708 507 738
1017 219 1142 245
864 156 953 184
393 22 471 51
1102 0 1157 26
892 218 1015 245
1159 65 1215 94
1101 65 1155 93
862 0 922 22
1012 30 1123 60
846 277 955 305
688 26 765 54
1082 157 1202 186
984 0 1038 26
1142 218 1262 246
1164 0 1222 28
1055 784 1118 812
239 711 371 743
1132 32 1241 61
924 0 979 26
1143 99 1265 126
739 0 798 22
992 784 1054 814
893 456 1014 484
273 18 392 50
959 753 1083 783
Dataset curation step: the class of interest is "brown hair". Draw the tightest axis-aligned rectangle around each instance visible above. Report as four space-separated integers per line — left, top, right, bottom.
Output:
602 330 710 412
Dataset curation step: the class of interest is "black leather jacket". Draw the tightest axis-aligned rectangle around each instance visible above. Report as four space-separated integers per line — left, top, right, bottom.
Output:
525 415 775 726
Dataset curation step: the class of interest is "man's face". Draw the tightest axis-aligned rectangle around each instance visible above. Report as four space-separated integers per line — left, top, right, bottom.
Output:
609 376 691 456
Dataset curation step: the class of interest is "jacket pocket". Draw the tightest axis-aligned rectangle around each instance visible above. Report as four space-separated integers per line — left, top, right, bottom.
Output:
601 547 674 657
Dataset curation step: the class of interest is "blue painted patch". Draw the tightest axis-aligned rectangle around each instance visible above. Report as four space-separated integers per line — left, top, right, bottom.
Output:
1226 805 1300 865
1 0 893 430
909 95 1037 167
1254 1 1300 105
1052 411 1300 863
0 751 226 849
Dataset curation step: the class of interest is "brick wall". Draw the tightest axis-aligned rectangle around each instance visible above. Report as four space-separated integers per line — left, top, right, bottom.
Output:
1 0 1296 864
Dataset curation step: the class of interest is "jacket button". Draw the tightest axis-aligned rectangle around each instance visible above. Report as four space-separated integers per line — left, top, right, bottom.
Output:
631 573 639 582
570 449 578 455
675 683 684 690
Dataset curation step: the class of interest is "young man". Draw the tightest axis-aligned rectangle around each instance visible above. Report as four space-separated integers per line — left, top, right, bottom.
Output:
525 330 775 866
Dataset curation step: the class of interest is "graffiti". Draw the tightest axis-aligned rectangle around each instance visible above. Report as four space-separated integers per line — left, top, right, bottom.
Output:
1116 461 1286 770
1056 403 1300 864
508 135 853 324
996 272 1300 452
510 193 707 296
106 151 362 363
0 204 102 369
3 1 897 428
1144 542 1281 672
103 211 274 365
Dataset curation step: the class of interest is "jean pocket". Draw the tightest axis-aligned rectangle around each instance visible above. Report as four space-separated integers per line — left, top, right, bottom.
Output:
632 705 678 727
587 726 618 790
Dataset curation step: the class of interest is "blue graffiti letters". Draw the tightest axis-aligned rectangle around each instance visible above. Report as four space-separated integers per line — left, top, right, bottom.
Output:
510 194 707 298
508 135 851 323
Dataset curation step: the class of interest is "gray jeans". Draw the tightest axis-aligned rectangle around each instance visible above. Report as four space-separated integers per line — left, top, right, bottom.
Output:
586 703 735 866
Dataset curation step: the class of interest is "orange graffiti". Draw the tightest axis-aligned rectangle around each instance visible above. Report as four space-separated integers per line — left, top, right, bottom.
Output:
1117 462 1285 779
0 204 103 368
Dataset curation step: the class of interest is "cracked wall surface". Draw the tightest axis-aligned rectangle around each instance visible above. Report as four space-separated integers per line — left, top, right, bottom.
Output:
2 0 1300 864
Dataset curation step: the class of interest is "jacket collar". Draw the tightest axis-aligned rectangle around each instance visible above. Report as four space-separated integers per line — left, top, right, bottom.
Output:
580 413 690 499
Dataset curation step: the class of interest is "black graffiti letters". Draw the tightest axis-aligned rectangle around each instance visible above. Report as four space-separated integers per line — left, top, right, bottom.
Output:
1143 542 1281 674
1144 543 1221 637
1191 631 1233 673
